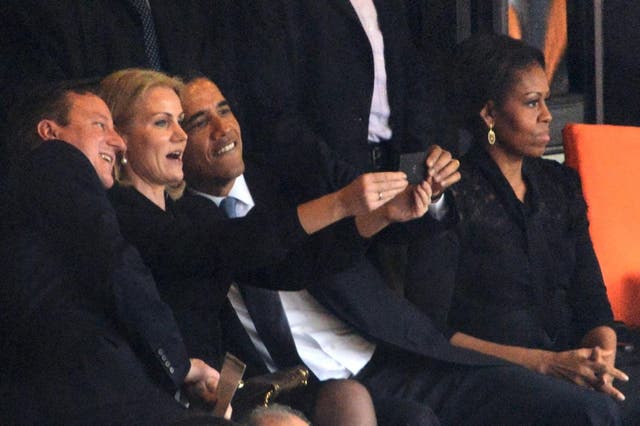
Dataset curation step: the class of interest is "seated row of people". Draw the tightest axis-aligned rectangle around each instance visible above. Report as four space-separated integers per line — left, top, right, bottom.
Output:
0 34 631 424
98 67 432 424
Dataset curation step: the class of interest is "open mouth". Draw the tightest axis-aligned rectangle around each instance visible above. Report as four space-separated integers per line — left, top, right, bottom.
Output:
167 150 183 161
99 153 114 164
214 142 236 156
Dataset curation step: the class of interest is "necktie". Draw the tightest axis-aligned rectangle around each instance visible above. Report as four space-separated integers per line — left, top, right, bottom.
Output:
219 196 238 219
128 0 162 70
219 196 303 369
239 286 304 369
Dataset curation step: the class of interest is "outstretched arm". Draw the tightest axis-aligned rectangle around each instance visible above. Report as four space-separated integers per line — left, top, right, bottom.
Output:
354 144 461 238
296 171 408 235
354 180 432 238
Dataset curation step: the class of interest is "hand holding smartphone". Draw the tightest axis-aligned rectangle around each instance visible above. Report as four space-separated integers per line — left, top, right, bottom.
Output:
398 151 428 184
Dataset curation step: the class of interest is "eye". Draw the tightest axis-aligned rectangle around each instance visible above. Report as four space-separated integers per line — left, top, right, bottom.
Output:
218 106 233 117
154 119 169 128
95 122 106 130
526 99 539 108
185 116 210 132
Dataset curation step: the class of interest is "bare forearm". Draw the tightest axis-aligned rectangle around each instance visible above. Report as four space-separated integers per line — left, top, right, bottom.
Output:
296 171 410 235
450 332 549 373
296 191 348 235
354 209 391 238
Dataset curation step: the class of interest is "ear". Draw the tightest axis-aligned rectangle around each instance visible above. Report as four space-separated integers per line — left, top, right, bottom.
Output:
36 119 59 141
479 100 496 128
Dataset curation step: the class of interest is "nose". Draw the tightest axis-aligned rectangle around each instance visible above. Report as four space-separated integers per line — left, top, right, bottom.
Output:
107 127 126 152
210 115 229 139
540 99 552 123
173 121 188 143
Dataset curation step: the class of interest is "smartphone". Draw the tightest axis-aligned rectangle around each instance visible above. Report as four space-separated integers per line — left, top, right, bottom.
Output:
398 151 428 184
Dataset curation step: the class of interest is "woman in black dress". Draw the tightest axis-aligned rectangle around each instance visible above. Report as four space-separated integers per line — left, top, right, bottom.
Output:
406 34 632 408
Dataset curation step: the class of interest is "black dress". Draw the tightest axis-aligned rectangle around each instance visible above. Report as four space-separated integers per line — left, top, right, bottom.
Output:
107 183 310 368
406 144 614 351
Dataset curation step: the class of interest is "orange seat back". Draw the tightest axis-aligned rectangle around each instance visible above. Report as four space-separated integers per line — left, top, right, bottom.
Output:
563 123 640 327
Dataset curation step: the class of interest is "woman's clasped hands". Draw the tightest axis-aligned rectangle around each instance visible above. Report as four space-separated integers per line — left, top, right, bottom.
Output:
536 346 629 401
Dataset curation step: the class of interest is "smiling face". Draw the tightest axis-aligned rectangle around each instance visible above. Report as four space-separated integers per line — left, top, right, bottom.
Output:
180 78 244 196
50 93 125 188
121 86 187 194
484 64 552 159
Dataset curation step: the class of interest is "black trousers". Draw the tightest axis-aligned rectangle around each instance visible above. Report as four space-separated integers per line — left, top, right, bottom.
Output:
357 347 621 426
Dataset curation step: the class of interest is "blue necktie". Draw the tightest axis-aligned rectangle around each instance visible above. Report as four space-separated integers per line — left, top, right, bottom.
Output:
220 196 303 369
129 0 162 70
220 196 238 219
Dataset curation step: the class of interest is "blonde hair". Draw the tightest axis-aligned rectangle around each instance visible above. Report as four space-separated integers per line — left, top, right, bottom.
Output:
99 68 184 131
98 68 185 185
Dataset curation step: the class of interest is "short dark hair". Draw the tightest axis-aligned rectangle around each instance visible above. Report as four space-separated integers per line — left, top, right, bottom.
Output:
7 79 100 162
180 69 209 85
449 33 545 135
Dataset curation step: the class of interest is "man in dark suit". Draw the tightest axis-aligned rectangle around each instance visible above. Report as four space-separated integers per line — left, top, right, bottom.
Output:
177 76 622 425
0 81 232 425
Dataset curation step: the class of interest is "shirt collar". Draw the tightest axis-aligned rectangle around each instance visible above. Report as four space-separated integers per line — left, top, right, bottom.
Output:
188 175 255 209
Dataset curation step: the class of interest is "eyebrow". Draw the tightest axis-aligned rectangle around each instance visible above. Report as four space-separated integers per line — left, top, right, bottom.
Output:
183 100 230 127
91 112 113 125
523 90 550 98
183 110 207 127
153 111 179 117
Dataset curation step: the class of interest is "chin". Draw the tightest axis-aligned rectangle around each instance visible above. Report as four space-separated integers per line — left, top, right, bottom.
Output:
217 163 245 180
534 147 548 157
100 177 115 189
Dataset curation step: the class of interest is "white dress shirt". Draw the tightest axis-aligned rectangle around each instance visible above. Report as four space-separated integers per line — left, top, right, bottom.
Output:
350 0 392 143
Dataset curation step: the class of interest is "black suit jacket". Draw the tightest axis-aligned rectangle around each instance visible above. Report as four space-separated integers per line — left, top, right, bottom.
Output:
306 255 502 367
0 141 190 424
235 0 436 200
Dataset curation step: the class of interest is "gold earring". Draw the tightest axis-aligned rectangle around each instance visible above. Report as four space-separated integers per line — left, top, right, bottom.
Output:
487 124 496 145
